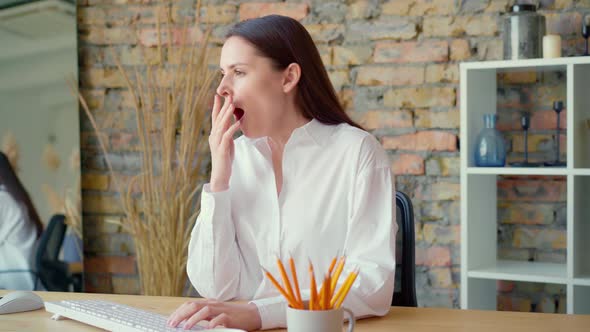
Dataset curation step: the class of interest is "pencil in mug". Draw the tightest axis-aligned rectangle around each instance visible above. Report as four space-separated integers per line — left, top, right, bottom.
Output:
330 268 359 308
288 253 303 308
276 255 299 308
262 267 298 308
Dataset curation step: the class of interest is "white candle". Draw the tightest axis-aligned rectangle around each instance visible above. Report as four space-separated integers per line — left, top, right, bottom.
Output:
543 34 562 58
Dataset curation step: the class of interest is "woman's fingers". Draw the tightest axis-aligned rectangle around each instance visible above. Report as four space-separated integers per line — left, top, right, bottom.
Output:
212 94 222 124
219 120 241 148
182 305 221 330
167 301 205 327
213 95 232 129
208 313 231 329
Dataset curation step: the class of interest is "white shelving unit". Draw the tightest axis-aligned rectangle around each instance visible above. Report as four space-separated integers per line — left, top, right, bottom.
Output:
460 57 590 315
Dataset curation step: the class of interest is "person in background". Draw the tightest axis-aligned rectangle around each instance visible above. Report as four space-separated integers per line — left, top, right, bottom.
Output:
0 151 43 290
169 15 397 331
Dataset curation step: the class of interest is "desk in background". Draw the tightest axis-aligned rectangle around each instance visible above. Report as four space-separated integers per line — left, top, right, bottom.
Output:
1 290 589 331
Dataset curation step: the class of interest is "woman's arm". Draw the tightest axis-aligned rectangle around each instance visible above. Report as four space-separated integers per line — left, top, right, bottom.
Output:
186 184 247 301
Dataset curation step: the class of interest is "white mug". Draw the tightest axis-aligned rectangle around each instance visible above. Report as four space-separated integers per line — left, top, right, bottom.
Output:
286 305 355 332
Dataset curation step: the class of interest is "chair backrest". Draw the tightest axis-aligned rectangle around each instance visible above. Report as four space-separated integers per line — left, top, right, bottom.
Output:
35 214 70 291
392 190 417 307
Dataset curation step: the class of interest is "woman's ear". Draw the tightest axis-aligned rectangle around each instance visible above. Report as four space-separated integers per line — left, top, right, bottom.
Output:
282 63 301 93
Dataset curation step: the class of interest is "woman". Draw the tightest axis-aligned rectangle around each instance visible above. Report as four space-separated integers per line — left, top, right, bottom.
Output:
168 15 397 331
0 151 43 290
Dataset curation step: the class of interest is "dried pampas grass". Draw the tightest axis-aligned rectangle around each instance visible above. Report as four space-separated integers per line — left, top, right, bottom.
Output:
73 2 216 296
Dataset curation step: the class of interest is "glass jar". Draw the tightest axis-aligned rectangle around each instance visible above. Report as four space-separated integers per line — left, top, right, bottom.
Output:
503 4 546 60
474 114 506 167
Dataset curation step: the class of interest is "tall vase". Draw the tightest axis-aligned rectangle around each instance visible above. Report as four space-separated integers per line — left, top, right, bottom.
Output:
474 114 506 167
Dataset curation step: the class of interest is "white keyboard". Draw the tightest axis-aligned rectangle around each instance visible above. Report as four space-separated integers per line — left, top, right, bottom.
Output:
45 299 206 331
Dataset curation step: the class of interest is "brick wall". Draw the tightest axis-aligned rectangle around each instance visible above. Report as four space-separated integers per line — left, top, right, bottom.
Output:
77 0 590 308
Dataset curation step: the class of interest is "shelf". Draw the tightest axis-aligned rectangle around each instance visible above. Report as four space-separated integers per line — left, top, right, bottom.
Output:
461 56 590 72
466 167 568 176
467 261 568 284
573 277 590 286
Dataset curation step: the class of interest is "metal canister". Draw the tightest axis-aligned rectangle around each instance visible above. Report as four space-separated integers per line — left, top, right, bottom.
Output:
503 4 546 60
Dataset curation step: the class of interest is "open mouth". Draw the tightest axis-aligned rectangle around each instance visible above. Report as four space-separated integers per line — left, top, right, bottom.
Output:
234 107 245 121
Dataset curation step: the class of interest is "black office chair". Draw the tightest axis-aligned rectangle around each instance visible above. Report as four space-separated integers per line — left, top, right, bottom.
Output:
392 190 418 307
35 214 82 292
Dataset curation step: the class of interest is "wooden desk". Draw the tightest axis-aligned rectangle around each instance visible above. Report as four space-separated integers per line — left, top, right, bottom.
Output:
1 290 589 331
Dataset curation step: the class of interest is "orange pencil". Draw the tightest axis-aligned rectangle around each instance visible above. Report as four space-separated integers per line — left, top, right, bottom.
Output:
309 260 318 310
323 273 331 310
289 254 303 309
276 256 297 308
263 268 298 308
332 270 359 308
328 255 338 275
330 255 346 293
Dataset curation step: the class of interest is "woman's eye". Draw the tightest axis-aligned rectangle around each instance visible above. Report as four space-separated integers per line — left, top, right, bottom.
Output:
235 70 244 76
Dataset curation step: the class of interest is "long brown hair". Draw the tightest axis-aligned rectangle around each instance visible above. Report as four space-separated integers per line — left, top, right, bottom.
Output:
0 152 43 237
226 15 363 130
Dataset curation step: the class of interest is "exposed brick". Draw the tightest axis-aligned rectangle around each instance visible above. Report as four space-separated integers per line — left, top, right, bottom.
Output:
79 27 138 45
332 46 373 66
238 3 309 21
423 15 498 37
426 156 460 176
498 295 532 312
347 19 417 41
423 224 460 245
450 39 471 61
498 202 557 225
497 280 516 293
512 134 565 153
415 109 459 129
474 38 503 60
80 68 127 88
498 72 538 84
82 173 110 191
428 268 454 288
352 110 413 130
346 0 379 20
339 88 355 111
82 193 126 214
425 64 459 83
485 0 511 13
138 27 203 47
383 87 456 108
531 110 567 130
383 131 457 151
497 179 567 202
420 201 460 223
513 228 566 249
112 276 141 295
356 66 424 86
546 12 583 35
200 5 237 24
416 246 452 266
85 255 137 274
304 24 345 43
392 154 425 175
382 0 455 16
80 89 106 110
328 70 350 90
459 0 489 13
167 46 221 66
416 182 460 201
84 273 113 293
374 41 449 63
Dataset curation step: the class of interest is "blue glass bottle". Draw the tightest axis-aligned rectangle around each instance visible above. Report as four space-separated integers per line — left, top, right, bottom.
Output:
474 114 506 167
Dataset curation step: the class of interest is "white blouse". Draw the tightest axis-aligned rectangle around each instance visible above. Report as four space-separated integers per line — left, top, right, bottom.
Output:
187 119 397 329
0 186 37 290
